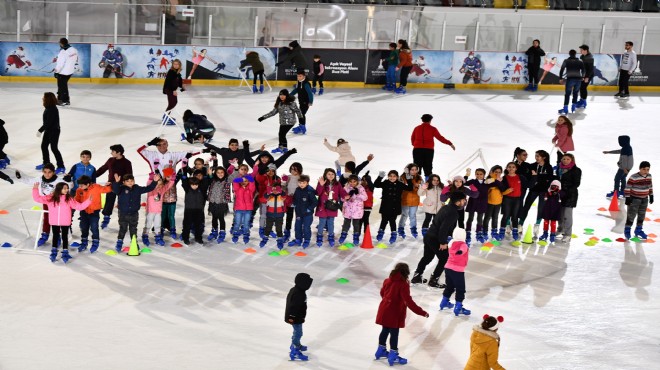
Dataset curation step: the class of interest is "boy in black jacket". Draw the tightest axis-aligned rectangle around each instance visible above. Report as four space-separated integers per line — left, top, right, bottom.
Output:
285 272 313 361
181 177 206 244
112 173 159 253
290 70 314 135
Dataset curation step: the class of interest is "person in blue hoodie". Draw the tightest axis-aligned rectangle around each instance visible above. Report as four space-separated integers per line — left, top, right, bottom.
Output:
603 135 633 199
64 150 96 193
288 175 318 249
112 173 158 253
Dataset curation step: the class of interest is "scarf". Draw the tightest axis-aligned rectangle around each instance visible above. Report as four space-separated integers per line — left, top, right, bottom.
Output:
557 161 575 177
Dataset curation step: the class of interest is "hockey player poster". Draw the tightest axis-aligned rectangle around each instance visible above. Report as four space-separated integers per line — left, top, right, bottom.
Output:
0 42 91 77
276 48 366 82
452 52 529 85
90 44 189 79
183 46 277 81
365 50 453 84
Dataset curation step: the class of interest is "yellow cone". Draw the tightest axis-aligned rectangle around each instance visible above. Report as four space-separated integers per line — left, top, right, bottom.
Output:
127 235 141 256
522 224 534 244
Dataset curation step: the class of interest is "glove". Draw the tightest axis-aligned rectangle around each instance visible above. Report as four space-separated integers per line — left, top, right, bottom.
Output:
233 177 243 183
350 189 359 196
469 184 477 192
202 148 212 153
180 87 186 92
147 137 161 146
245 175 254 182
650 195 654 204
258 117 265 122
36 131 42 138
625 197 632 206
288 148 297 155
229 159 239 168
242 140 249 148
185 133 194 143
63 174 72 182
364 171 370 178
210 151 217 158
185 152 194 159
282 175 289 182
456 250 463 255
378 171 385 178
54 72 59 78
406 174 412 180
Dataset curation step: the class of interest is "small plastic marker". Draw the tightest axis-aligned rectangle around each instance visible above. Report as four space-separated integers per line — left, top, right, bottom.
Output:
597 207 607 211
336 278 349 284
105 250 117 256
601 238 613 243
645 217 651 221
376 243 388 249
294 251 307 257
483 242 494 247
1 242 12 248
338 245 350 250
647 208 653 212
585 241 597 246
0 210 8 214
511 241 522 247
616 237 627 242
31 205 41 211
491 240 501 246
244 248 256 254
121 247 130 253
538 240 548 246
655 219 660 223
648 233 657 238
589 236 599 241
630 237 642 243
279 249 290 256
645 239 655 243
141 202 146 207
268 250 280 256
141 248 152 254
571 234 578 238
480 246 492 252
343 243 355 249
584 228 594 232
171 243 183 248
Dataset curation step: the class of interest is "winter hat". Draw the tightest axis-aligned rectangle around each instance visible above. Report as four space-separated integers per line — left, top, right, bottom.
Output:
345 161 356 173
482 314 504 331
337 138 348 146
267 163 277 171
452 228 466 242
289 40 300 49
548 179 561 192
421 114 433 122
279 89 290 96
449 191 467 203
453 175 465 183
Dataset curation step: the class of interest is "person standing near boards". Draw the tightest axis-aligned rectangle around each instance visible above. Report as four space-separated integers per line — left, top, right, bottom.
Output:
53 38 78 106
616 41 637 99
524 39 545 92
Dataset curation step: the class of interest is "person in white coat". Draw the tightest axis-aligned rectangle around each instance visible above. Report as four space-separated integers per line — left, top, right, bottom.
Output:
53 38 78 106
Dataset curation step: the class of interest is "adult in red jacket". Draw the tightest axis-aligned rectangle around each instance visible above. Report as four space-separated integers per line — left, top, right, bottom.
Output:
375 263 429 366
411 114 455 179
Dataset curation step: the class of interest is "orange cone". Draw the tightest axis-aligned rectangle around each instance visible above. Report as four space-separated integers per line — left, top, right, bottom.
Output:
608 190 620 212
361 225 374 249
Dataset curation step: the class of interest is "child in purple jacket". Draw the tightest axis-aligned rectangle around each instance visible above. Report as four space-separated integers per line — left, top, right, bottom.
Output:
464 168 489 245
439 228 471 317
539 180 563 243
315 168 346 247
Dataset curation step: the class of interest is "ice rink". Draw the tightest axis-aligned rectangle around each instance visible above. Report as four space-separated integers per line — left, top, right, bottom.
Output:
0 83 659 369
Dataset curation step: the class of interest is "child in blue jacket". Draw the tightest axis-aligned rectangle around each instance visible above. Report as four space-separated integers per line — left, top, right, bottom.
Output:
288 175 318 248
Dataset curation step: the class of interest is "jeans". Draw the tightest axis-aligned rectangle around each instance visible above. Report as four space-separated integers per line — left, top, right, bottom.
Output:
80 210 100 240
626 197 649 227
579 78 591 99
317 217 335 235
500 196 520 228
613 169 627 195
443 268 466 302
291 323 303 347
295 214 313 241
233 210 252 235
386 65 396 86
398 206 418 229
399 66 412 87
103 191 117 217
378 327 400 351
482 204 501 232
559 207 574 237
564 78 581 106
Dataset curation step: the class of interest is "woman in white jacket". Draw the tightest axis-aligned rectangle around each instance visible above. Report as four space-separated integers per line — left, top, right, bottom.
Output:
418 174 444 236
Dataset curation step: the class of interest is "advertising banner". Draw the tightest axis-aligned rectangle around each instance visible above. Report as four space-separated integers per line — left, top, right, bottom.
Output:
366 50 454 85
183 46 277 81
1 42 91 77
534 53 620 86
629 55 660 86
276 48 366 82
90 44 189 79
452 52 529 85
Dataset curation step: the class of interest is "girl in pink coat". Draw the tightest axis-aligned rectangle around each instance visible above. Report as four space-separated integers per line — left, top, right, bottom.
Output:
338 174 368 245
315 168 346 247
32 182 91 263
142 173 176 247
439 228 472 317
552 115 574 166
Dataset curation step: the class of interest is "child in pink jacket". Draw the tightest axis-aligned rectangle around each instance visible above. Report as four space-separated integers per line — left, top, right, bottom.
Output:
142 173 176 247
231 174 256 244
552 115 574 166
439 228 471 317
32 182 91 263
338 174 367 245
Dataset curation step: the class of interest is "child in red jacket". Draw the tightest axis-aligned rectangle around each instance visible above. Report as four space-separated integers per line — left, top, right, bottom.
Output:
375 262 429 366
231 174 256 243
439 228 471 317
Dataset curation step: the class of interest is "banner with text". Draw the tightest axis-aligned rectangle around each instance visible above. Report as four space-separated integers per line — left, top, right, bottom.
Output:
365 50 454 85
276 48 365 82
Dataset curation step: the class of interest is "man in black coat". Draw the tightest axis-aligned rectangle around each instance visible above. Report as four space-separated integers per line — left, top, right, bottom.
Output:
285 272 313 361
577 44 594 109
558 50 585 114
524 39 545 92
412 192 467 288
276 40 308 70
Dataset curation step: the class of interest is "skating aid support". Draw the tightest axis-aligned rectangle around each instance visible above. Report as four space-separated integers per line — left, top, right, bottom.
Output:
12 208 50 255
237 67 273 92
157 109 187 141
446 148 489 181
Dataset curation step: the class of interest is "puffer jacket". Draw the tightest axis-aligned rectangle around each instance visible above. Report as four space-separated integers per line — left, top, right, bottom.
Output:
374 176 414 216
145 176 175 214
465 179 489 214
232 176 256 211
283 174 299 208
342 184 367 219
208 176 232 205
464 326 505 370
401 175 422 207
397 48 413 68
240 51 264 72
323 141 356 166
265 185 286 217
375 272 427 329
315 181 345 218
445 240 469 272
418 185 443 214
75 183 112 214
552 124 575 153
33 189 91 226
559 165 581 208
260 102 303 126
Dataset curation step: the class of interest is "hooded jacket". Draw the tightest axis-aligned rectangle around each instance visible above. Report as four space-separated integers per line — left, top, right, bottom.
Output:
285 273 313 324
604 135 634 171
33 189 91 227
292 185 318 216
418 184 443 214
112 181 158 214
553 123 575 153
401 175 423 207
75 183 112 214
374 176 414 216
375 271 428 328
145 176 175 213
232 176 256 211
54 43 78 76
445 228 469 272
342 183 367 219
239 51 264 72
464 325 505 370
397 48 413 68
260 99 303 126
323 141 356 166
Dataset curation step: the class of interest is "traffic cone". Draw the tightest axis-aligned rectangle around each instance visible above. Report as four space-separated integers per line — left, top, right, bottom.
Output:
127 235 141 256
608 190 620 212
361 226 374 249
522 224 534 244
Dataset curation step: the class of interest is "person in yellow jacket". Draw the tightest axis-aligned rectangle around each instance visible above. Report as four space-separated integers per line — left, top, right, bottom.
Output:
398 163 423 238
481 165 505 242
465 314 506 370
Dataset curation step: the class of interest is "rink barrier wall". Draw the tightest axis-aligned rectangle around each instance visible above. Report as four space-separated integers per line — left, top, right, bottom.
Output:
2 42 660 91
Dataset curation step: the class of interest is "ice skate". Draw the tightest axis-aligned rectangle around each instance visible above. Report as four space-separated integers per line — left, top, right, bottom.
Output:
142 234 150 246
289 346 308 361
37 232 49 246
259 84 264 93
318 87 324 95
276 237 284 250
316 234 323 247
389 232 397 244
476 231 486 244
338 231 348 244
78 238 88 252
302 239 310 249
549 233 556 243
288 239 301 247
421 227 428 237
283 229 291 242
101 215 111 229
539 231 549 241
259 237 268 248
216 230 226 244
523 83 533 91
311 87 317 94
512 227 519 241
90 239 100 254
49 247 58 262
115 239 123 252
35 164 46 170
411 272 427 285
624 226 631 240
387 350 408 366
328 234 335 247
353 232 360 245
207 228 218 241
558 105 568 114
243 231 250 244
571 103 576 113
231 232 239 244
428 276 445 289
397 227 406 239
454 302 471 316
61 249 72 264
375 345 389 360
439 296 455 310
252 84 257 93
634 226 648 240
466 231 472 245
410 227 418 238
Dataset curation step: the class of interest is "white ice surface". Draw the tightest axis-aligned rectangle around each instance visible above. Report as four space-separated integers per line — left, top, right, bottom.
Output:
0 84 659 370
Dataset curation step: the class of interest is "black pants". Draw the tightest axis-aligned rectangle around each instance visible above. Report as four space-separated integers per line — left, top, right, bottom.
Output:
51 225 70 250
209 202 228 230
422 212 435 229
102 191 117 216
579 78 591 99
482 204 501 232
457 209 465 229
378 213 397 232
465 211 484 231
299 101 309 126
103 65 122 78
285 207 295 230
278 125 294 148
412 148 434 178
253 69 264 85
165 91 177 111
443 269 466 302
264 216 284 238
378 327 400 351
361 209 371 232
56 74 71 103
399 66 412 87
415 235 449 279
183 208 205 240
528 64 540 86
312 74 324 88
0 142 7 160
341 218 361 234
500 196 520 228
41 129 64 168
618 69 631 94
118 212 139 240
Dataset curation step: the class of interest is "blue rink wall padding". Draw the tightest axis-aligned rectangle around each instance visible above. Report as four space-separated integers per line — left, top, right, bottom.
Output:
1 41 658 87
